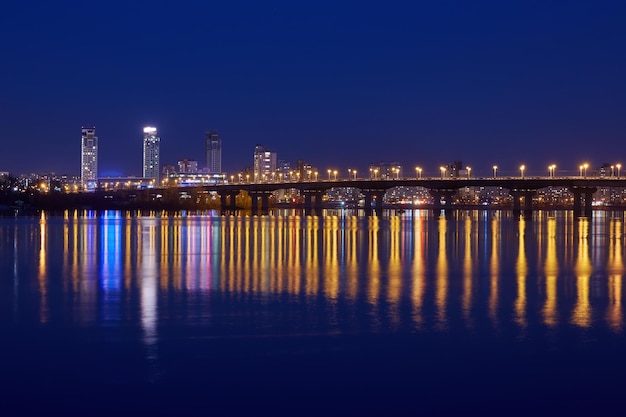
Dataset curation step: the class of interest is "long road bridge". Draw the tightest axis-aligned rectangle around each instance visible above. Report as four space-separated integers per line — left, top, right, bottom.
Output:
187 177 626 217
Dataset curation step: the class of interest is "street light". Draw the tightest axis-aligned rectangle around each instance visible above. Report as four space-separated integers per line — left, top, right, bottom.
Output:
327 169 332 180
440 166 446 179
466 166 471 179
617 164 622 178
314 171 318 181
333 170 338 181
374 168 379 179
415 167 422 179
520 165 525 179
548 164 556 178
611 165 615 177
493 165 498 178
352 170 357 180
579 165 583 177
583 163 589 178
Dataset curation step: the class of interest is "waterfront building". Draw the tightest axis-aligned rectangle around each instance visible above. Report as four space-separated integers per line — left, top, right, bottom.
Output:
143 127 160 182
80 127 98 190
178 159 198 174
253 145 277 182
205 131 221 174
369 162 402 179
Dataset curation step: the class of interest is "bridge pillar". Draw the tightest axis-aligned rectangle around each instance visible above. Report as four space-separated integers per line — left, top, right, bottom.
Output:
569 186 597 218
229 192 238 211
361 189 387 216
429 189 457 216
509 189 536 219
313 191 324 213
363 191 373 215
220 192 228 211
218 191 239 214
373 190 386 216
249 191 271 215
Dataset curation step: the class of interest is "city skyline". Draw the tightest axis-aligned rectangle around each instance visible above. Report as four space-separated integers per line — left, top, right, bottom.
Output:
1 1 625 176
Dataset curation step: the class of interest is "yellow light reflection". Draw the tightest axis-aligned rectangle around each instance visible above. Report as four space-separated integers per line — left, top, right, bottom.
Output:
462 215 473 323
514 218 527 328
411 215 426 327
571 219 592 328
38 211 48 324
607 218 623 332
489 214 499 326
436 217 448 329
543 217 558 327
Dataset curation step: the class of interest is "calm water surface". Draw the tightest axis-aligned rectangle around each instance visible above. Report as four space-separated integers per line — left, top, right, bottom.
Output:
1 209 625 416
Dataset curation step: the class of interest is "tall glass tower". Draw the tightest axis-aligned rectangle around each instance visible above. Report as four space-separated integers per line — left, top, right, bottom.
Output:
205 130 221 174
80 127 98 190
143 127 160 182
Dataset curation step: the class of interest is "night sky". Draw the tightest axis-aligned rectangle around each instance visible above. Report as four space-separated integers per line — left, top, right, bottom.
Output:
1 0 625 177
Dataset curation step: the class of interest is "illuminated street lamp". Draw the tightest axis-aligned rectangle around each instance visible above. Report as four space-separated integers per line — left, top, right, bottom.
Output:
611 165 615 177
327 169 332 180
466 166 471 179
440 166 446 179
246 174 250 183
583 163 589 178
617 164 622 178
307 169 312 180
374 168 379 179
493 165 498 178
415 167 422 179
548 164 556 178
520 165 525 179
333 170 338 181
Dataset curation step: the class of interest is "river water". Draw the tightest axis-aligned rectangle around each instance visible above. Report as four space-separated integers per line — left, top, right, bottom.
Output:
0 209 624 416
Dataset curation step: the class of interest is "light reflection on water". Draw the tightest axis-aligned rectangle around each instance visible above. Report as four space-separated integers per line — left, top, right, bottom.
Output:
1 209 624 340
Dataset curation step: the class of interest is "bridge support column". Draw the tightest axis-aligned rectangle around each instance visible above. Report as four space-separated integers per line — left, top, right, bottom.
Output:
429 189 457 217
362 189 387 216
303 189 324 215
313 191 324 214
229 192 238 211
510 189 536 219
570 186 597 218
219 192 228 213
373 190 386 216
363 191 373 215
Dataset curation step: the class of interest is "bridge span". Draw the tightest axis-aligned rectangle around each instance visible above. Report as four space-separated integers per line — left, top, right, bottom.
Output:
193 177 626 217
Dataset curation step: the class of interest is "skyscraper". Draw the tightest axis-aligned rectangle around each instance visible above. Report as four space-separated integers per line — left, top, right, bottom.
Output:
253 145 277 182
143 127 160 182
80 127 98 190
205 130 221 174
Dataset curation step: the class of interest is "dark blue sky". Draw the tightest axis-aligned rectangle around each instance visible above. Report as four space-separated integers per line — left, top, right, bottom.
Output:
1 0 625 177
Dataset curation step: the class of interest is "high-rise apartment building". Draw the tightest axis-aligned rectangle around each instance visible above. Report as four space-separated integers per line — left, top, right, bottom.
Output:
143 127 160 182
80 127 98 190
253 145 277 182
178 159 198 174
205 130 221 174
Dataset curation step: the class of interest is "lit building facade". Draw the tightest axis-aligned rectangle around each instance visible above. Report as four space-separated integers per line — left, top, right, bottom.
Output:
143 127 160 182
178 159 198 174
205 130 221 174
253 145 277 182
80 127 98 190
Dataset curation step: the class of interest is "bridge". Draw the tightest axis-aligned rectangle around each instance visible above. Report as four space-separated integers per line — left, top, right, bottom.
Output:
189 177 626 217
